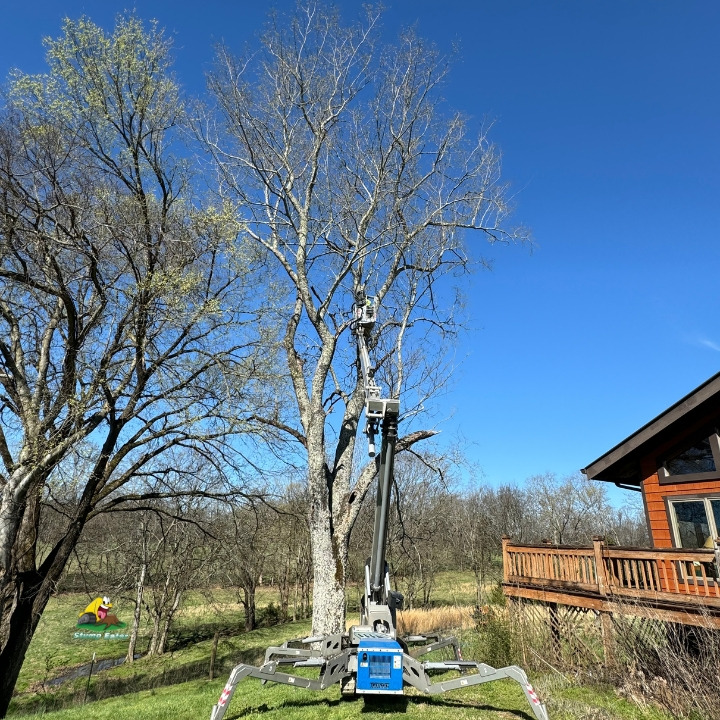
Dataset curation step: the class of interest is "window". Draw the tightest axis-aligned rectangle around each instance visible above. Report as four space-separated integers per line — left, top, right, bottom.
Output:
669 497 720 581
666 437 715 475
658 432 720 483
671 500 714 549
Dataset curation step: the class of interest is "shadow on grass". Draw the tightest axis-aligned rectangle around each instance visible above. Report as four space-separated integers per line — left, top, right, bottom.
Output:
407 694 537 720
224 693 535 720
224 695 346 719
361 695 409 713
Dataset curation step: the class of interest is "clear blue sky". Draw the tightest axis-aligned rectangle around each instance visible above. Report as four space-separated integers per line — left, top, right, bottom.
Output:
2 1 719 504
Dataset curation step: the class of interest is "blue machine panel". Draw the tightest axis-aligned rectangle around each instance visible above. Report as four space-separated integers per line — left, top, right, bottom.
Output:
356 639 404 694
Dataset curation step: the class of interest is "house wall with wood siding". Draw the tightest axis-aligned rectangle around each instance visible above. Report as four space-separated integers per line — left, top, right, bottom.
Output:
640 444 720 549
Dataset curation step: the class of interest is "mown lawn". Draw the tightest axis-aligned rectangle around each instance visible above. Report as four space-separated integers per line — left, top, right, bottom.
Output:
12 671 672 720
16 571 479 696
9 577 675 720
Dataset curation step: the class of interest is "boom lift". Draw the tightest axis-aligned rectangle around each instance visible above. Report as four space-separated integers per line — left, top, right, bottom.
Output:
210 293 549 720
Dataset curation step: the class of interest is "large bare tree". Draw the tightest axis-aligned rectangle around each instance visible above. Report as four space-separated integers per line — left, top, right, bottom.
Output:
0 16 266 714
203 4 527 635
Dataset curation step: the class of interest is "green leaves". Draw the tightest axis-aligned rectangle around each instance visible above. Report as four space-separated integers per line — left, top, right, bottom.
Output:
10 14 181 195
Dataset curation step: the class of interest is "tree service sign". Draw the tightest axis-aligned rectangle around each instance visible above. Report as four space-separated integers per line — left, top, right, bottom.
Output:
74 597 129 639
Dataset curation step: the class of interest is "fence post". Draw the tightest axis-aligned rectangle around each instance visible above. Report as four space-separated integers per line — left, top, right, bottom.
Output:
83 652 96 704
209 631 220 680
593 536 608 596
599 609 615 666
502 536 511 583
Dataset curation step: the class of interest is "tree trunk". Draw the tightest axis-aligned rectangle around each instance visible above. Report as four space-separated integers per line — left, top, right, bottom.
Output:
310 524 346 636
0 484 93 718
157 618 170 655
147 611 162 656
306 408 352 636
0 564 70 714
278 556 290 622
243 586 256 632
158 590 182 654
293 577 298 622
126 561 146 663
473 567 483 607
308 457 348 636
0 570 49 718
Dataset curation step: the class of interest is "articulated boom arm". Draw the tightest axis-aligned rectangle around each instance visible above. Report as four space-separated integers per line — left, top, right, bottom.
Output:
352 292 402 634
352 294 399 457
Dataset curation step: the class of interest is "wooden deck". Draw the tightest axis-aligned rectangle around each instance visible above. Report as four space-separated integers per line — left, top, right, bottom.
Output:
502 536 720 628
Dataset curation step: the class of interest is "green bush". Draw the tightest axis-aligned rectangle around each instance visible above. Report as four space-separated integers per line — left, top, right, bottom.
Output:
260 602 281 627
486 581 507 607
471 608 517 669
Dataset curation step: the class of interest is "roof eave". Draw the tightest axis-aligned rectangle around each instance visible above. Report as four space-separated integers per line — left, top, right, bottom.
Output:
583 371 720 485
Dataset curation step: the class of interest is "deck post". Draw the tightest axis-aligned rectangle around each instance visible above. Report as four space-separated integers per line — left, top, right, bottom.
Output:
548 602 561 660
599 609 615 666
502 536 511 583
592 535 615 663
592 536 608 596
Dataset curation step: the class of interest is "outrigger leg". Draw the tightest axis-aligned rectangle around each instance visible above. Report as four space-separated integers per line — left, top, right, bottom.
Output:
210 632 549 720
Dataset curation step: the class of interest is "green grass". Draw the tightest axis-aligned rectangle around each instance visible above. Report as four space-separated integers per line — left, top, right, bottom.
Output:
16 593 134 694
10 615 315 715
11 670 674 720
10 581 677 720
16 586 294 690
10 588 311 716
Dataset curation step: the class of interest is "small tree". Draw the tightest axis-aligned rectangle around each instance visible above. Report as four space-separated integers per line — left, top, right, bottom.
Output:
386 453 454 608
269 483 312 622
458 486 503 605
141 502 211 656
217 501 276 632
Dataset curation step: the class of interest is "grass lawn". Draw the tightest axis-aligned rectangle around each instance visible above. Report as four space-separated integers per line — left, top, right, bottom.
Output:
10 588 311 715
16 572 479 696
9 577 676 720
12 671 673 720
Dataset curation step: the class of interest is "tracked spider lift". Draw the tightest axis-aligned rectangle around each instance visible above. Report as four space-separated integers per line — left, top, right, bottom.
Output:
211 293 549 720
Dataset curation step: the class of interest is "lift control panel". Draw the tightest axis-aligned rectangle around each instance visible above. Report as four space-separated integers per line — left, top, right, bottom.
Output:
355 638 404 694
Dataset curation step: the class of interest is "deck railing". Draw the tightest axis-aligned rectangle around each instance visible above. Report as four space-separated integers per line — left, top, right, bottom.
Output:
502 536 720 607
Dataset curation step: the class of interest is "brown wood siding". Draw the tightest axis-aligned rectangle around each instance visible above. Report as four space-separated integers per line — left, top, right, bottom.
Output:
641 452 720 547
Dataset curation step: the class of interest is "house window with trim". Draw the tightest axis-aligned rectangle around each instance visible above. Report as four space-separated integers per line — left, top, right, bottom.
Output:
668 497 720 580
669 498 720 549
658 431 720 483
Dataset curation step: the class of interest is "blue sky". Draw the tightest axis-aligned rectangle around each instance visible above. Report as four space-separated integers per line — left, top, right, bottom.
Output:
2 1 719 504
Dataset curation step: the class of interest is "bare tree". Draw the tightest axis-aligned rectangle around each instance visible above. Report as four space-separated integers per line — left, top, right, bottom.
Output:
202 3 525 636
217 501 276 632
126 513 150 663
268 483 312 622
528 473 612 545
604 497 650 547
142 502 211 656
0 16 267 714
457 486 504 606
386 453 454 608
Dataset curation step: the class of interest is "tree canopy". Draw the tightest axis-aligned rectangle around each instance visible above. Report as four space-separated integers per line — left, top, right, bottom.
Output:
200 3 528 635
0 15 271 714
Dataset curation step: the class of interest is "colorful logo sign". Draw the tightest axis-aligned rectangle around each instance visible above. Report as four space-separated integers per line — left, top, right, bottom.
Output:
74 596 129 639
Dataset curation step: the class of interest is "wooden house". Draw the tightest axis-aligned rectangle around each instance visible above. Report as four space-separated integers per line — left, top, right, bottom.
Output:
502 372 720 631
583 370 720 551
